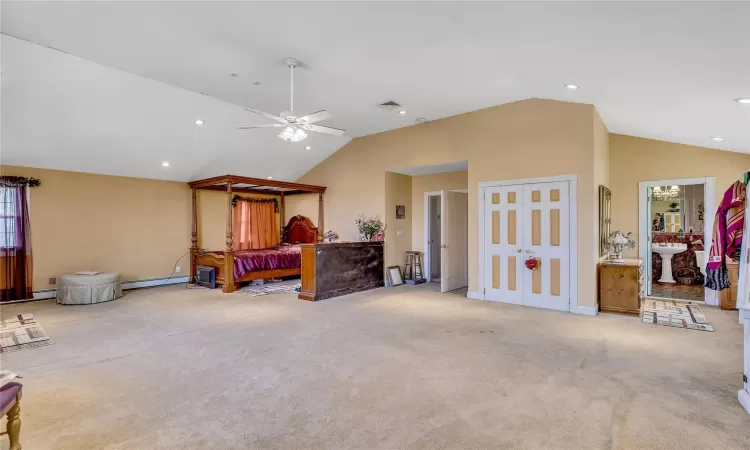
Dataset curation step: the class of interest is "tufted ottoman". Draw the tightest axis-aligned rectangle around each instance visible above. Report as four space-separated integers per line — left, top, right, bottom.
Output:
57 273 122 305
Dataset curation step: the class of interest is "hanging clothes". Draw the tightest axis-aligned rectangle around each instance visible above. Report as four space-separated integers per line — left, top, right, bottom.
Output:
706 180 746 291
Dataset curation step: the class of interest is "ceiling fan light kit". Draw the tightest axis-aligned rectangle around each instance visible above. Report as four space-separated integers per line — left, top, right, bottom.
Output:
238 57 345 143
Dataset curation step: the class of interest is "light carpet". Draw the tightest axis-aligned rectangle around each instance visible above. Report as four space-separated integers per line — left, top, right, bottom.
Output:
1 284 747 449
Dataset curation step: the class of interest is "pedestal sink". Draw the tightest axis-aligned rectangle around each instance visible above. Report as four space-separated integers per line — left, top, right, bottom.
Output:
652 244 687 283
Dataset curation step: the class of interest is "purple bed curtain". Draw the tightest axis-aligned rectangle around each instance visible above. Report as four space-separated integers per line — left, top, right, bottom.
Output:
0 184 34 302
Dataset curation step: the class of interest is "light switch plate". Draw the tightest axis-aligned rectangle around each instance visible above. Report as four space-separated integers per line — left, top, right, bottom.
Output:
397 230 404 236
175 266 181 273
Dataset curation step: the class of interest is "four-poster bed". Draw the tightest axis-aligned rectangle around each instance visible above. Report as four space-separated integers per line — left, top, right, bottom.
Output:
188 175 326 293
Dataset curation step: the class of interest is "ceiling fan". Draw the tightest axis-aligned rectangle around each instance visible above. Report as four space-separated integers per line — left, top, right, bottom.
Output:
237 58 345 143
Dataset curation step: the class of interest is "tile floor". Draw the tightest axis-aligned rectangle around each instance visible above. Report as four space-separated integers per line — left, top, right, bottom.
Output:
651 281 705 302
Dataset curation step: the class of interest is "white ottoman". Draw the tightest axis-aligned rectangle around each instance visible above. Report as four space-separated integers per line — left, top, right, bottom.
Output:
57 273 122 305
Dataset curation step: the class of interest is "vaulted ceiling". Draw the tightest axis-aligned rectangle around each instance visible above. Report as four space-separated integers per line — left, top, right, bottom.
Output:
2 1 749 182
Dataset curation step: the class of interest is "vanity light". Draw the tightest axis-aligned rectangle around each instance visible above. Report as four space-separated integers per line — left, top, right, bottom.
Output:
711 137 724 141
564 84 579 90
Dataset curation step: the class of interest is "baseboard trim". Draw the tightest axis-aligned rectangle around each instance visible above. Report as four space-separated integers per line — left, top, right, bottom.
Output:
570 303 599 316
739 389 750 415
28 276 190 302
466 291 484 300
122 276 189 290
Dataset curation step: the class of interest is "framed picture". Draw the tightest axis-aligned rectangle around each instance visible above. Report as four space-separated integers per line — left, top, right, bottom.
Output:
396 205 406 219
387 266 404 286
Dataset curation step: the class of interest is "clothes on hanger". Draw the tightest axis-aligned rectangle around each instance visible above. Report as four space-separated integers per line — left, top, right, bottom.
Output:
706 180 746 291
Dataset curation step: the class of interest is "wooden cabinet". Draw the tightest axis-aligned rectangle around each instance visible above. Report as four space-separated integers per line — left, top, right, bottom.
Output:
720 261 739 310
298 242 384 301
599 258 643 315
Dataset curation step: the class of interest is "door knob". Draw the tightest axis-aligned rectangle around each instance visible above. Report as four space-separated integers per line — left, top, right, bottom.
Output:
512 249 521 253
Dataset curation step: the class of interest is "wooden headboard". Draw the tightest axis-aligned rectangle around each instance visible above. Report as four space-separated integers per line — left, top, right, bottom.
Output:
282 215 319 244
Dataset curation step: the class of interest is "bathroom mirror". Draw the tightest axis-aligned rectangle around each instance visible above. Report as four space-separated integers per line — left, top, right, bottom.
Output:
650 184 704 234
599 185 611 257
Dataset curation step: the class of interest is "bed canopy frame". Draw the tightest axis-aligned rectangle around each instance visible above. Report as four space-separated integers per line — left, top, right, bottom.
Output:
187 175 326 292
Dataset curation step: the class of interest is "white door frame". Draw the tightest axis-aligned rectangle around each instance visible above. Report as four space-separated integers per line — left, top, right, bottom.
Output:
638 177 716 303
475 175 578 312
424 189 469 282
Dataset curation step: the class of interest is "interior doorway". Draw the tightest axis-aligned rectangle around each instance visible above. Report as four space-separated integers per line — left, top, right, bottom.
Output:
424 190 469 292
428 195 441 282
638 177 716 304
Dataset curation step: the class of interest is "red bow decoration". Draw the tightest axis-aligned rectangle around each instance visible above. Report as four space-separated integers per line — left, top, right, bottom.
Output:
525 257 539 271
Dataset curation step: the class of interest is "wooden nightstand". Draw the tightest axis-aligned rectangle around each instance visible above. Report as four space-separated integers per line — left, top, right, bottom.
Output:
599 258 643 315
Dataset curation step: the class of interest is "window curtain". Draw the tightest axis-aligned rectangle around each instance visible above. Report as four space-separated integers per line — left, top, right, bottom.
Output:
233 201 278 250
0 186 33 302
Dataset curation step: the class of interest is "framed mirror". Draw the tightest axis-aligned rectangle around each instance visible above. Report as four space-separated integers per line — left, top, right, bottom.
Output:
387 266 404 286
599 185 612 257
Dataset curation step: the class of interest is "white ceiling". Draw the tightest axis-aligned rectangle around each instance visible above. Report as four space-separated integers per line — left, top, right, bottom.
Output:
1 1 749 182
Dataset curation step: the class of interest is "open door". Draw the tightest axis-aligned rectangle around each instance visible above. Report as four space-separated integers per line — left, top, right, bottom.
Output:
441 190 468 292
646 186 653 296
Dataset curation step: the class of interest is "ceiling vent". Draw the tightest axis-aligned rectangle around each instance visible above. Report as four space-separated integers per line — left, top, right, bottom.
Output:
378 100 402 111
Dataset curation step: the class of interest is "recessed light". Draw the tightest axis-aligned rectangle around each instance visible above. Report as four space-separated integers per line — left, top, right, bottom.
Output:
564 84 579 90
305 146 312 150
267 176 273 180
253 81 261 86
734 97 750 104
194 119 204 125
398 110 407 115
416 118 426 123
161 162 170 167
711 137 724 141
229 72 239 78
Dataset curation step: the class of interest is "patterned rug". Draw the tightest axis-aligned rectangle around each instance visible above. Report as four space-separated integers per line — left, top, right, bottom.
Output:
641 299 714 332
235 279 301 297
0 314 54 352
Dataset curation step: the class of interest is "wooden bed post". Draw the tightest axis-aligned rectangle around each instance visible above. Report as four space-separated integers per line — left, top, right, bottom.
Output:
190 188 198 284
279 191 286 242
318 193 324 241
223 183 236 293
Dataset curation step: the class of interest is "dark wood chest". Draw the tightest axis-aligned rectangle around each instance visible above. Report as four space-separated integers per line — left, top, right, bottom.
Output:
298 242 384 301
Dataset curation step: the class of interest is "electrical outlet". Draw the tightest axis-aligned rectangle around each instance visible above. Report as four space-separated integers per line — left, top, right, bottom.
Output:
175 266 181 273
49 277 56 285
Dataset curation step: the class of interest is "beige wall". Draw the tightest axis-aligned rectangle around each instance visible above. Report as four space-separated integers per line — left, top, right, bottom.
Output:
609 134 750 257
0 165 191 290
298 99 600 307
196 190 281 251
284 193 320 228
411 171 468 254
384 172 413 269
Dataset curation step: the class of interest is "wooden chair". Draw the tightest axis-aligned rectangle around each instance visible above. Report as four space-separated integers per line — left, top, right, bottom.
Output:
0 382 22 450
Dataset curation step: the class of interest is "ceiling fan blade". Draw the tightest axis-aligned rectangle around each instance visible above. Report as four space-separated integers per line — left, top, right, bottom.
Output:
244 108 286 123
237 124 285 129
302 124 346 136
297 110 333 124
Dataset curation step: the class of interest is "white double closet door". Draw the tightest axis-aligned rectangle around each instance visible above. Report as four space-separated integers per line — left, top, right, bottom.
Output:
484 182 570 311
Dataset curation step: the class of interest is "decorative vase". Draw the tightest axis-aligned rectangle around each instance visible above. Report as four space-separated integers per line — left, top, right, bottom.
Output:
605 230 636 263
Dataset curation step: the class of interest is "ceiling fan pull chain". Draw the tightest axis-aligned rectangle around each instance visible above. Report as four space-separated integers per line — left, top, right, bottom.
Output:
290 64 294 112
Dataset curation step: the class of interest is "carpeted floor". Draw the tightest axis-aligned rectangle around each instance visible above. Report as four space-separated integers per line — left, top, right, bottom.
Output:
1 283 748 449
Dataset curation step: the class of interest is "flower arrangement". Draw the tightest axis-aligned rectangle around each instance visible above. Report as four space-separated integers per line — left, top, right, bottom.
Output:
605 230 636 263
323 230 339 243
356 214 386 241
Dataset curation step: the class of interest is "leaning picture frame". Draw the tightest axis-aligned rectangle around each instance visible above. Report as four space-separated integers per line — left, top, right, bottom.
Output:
387 266 404 286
